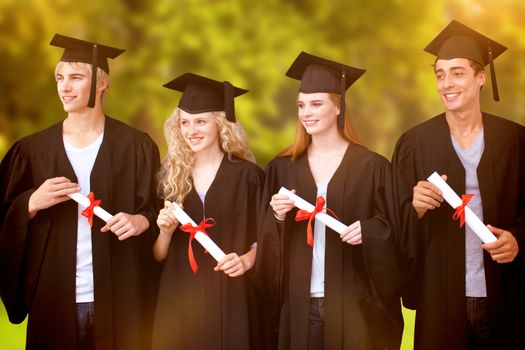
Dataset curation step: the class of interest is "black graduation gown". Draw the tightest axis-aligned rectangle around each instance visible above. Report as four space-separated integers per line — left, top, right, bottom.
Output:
151 157 266 350
257 142 403 350
392 113 525 350
0 116 161 350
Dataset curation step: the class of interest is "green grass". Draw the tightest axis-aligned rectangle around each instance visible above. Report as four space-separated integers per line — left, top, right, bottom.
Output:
0 304 26 350
0 303 416 349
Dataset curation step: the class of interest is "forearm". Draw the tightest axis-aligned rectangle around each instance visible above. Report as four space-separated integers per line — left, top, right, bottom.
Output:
153 231 172 262
240 246 257 271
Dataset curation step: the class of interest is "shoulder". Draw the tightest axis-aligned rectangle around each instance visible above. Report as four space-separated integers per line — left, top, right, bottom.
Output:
398 113 446 143
265 155 293 171
227 156 264 179
349 142 390 169
484 113 525 133
105 116 158 151
9 121 62 155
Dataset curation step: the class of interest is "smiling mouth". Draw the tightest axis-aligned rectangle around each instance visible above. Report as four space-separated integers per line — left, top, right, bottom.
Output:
62 96 77 102
188 137 203 144
444 92 460 99
303 120 319 126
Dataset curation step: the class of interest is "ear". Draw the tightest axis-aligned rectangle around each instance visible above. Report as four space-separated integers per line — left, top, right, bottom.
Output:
477 70 486 87
96 76 109 92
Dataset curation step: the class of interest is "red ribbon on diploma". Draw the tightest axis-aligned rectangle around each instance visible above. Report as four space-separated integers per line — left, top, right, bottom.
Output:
453 194 474 228
295 196 339 247
179 218 216 273
81 192 102 228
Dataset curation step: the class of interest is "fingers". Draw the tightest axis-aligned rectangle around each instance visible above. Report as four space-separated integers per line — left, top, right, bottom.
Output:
270 193 295 220
101 213 136 240
215 253 245 277
340 220 362 245
482 226 519 263
412 180 444 218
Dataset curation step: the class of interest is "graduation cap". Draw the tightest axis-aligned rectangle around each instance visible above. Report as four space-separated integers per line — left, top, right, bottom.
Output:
285 51 366 129
50 33 125 108
424 20 507 101
163 73 248 122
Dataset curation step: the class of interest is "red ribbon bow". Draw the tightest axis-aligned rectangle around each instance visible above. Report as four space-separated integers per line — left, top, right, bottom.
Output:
179 218 215 273
295 196 338 247
453 194 474 228
81 192 102 228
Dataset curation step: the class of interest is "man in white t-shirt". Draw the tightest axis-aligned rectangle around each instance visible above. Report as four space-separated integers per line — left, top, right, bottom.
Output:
0 34 160 350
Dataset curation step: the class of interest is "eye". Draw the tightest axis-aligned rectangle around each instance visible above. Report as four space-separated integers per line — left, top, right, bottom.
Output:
180 120 189 126
454 72 464 77
436 73 444 80
197 119 207 125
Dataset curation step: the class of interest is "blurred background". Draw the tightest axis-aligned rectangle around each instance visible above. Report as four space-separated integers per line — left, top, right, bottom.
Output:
1 0 524 349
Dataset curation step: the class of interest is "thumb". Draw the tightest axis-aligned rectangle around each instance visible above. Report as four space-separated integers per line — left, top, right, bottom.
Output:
441 174 448 182
487 224 502 237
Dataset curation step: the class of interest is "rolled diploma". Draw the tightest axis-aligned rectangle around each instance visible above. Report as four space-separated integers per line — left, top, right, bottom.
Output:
68 193 113 223
277 187 348 234
169 202 226 262
427 172 497 243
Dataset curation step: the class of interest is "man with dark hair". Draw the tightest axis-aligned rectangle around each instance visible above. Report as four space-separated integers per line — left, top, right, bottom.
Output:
393 20 525 349
0 34 160 349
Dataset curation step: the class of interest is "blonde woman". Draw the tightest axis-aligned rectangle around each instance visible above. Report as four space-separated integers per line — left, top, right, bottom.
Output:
258 52 403 350
151 73 265 350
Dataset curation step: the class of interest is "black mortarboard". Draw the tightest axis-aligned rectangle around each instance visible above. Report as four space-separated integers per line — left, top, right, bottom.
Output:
50 34 125 108
424 20 507 101
163 73 248 122
285 51 366 129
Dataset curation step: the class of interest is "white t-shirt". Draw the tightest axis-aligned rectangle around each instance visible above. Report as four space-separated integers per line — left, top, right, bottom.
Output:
310 181 328 297
64 133 104 303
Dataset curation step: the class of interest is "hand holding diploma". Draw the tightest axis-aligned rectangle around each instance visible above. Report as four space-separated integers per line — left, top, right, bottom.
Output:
277 187 357 246
168 201 226 272
427 172 497 243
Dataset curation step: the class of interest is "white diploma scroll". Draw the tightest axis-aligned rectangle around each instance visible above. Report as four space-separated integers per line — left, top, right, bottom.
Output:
169 202 226 262
68 192 113 223
427 172 497 243
277 187 348 234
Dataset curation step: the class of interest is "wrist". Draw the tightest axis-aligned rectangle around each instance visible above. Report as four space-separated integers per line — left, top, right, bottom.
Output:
273 211 285 222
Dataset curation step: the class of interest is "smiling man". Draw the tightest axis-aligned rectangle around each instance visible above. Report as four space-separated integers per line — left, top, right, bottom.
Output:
392 20 525 349
0 34 160 349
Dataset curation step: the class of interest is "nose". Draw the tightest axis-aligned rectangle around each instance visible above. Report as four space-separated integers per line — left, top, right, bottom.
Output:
60 78 72 92
443 73 454 88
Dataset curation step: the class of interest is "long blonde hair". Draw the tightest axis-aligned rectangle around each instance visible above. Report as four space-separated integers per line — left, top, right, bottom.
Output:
157 108 255 203
279 93 360 159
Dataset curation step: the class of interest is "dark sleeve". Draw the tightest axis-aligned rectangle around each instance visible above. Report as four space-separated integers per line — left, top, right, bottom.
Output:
252 159 285 311
134 133 162 241
247 164 265 249
391 133 429 309
0 141 49 323
508 125 525 262
359 158 403 350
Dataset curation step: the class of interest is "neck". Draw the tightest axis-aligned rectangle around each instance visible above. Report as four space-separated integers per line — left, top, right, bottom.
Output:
64 107 105 134
193 144 224 168
309 127 348 154
445 108 483 137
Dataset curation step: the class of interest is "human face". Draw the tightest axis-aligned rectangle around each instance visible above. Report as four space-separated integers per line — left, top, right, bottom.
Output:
297 92 339 136
179 110 220 154
55 63 94 113
435 58 485 113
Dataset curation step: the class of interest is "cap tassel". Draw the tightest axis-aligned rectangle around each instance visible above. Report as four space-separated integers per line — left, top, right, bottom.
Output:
88 44 98 108
488 46 500 102
338 69 346 129
223 81 236 122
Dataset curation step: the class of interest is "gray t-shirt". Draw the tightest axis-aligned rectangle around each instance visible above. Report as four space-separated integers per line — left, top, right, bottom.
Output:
451 129 487 297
